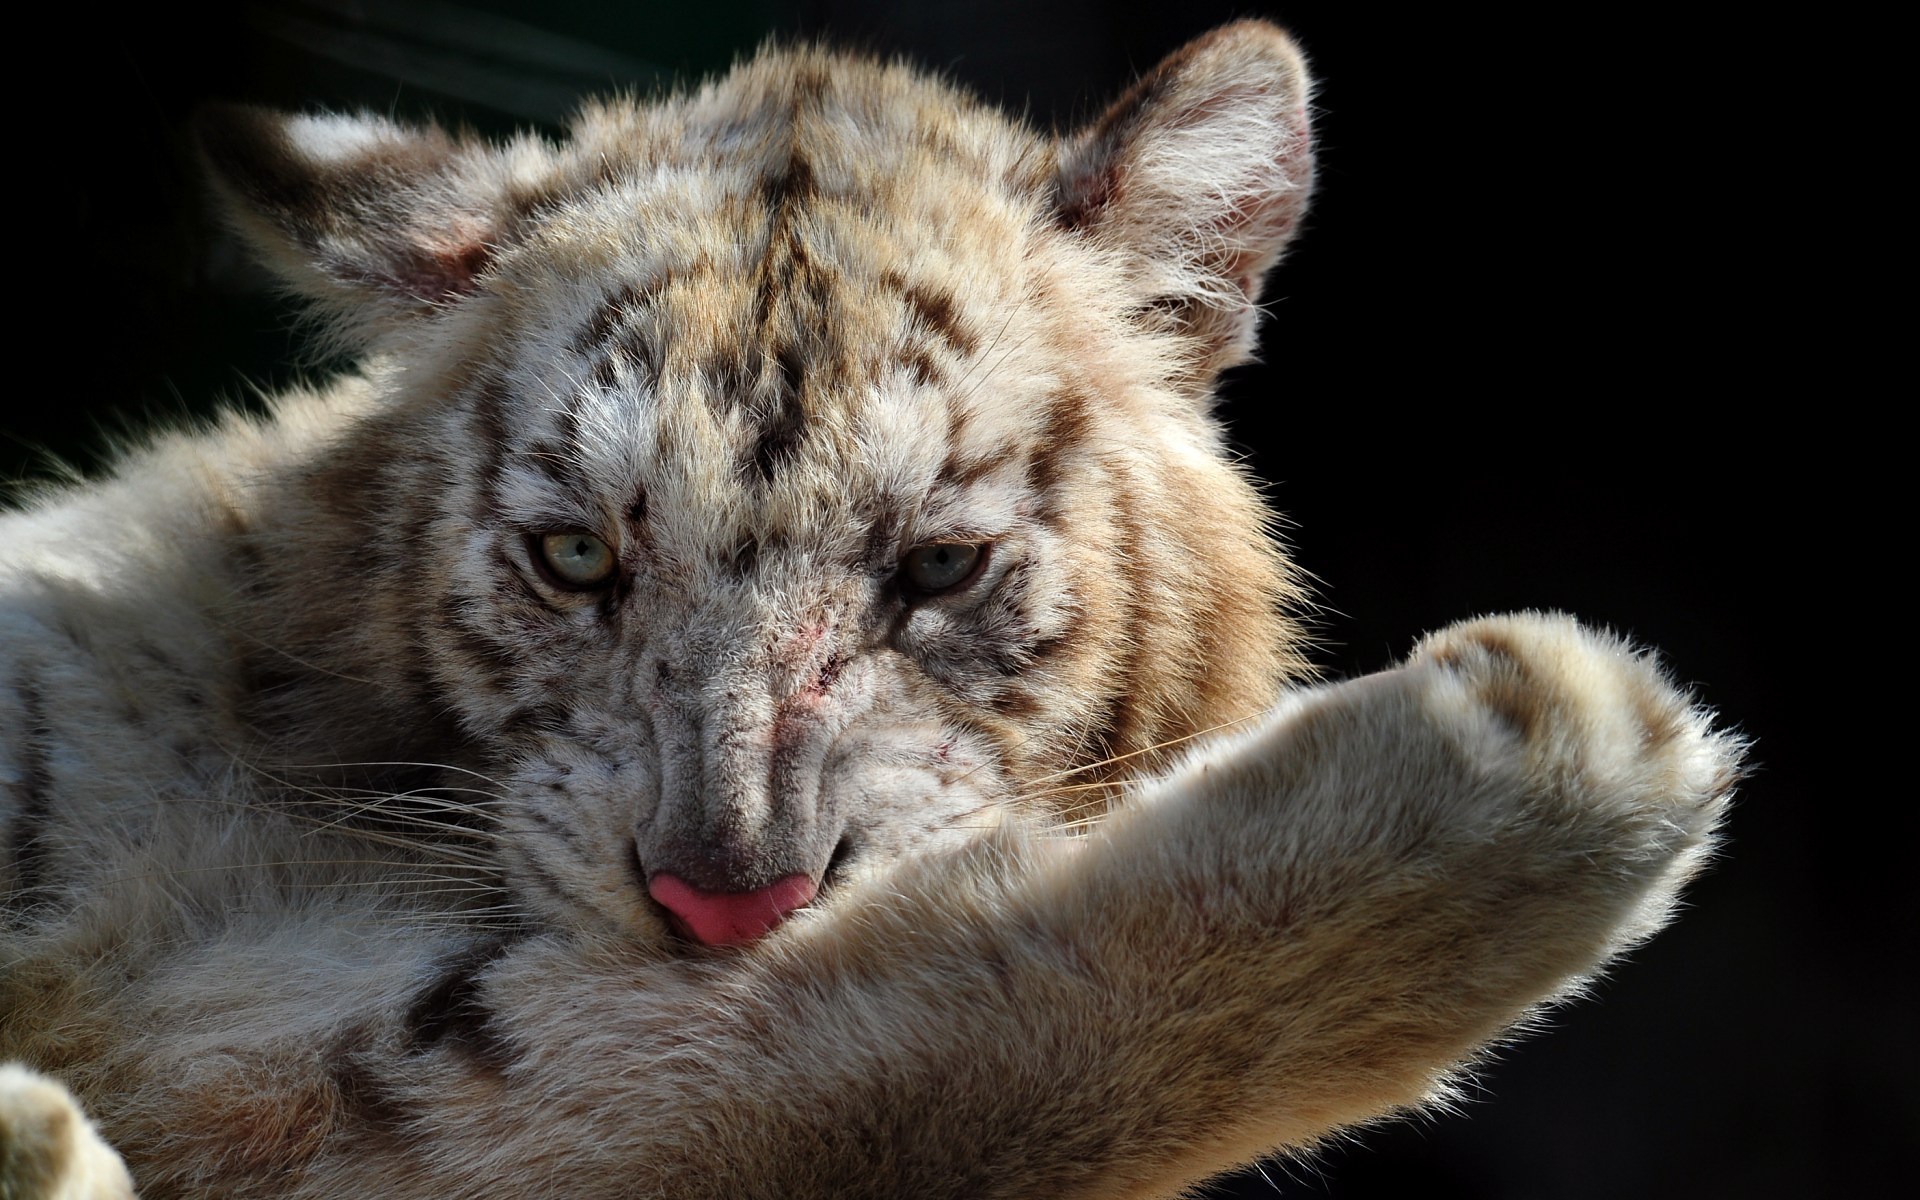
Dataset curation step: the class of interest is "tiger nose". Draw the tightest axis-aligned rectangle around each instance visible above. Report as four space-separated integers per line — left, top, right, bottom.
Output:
646 873 818 946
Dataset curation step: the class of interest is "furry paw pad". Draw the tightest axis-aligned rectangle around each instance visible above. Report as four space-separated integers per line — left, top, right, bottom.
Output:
1412 612 1743 863
0 1064 136 1199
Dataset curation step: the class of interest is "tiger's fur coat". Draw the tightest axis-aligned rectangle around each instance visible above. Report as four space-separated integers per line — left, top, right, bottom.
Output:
0 23 1740 1199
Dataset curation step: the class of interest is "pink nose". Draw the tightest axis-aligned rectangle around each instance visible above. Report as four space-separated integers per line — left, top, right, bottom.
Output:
646 873 818 946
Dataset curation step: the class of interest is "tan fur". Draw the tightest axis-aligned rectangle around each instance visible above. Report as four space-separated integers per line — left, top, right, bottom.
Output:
1 26 1738 1198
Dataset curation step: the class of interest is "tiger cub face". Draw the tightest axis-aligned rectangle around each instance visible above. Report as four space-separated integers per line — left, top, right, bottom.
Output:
206 25 1314 946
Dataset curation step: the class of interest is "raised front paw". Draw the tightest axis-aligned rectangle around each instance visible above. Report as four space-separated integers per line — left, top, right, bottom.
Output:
1406 613 1743 938
0 1064 137 1200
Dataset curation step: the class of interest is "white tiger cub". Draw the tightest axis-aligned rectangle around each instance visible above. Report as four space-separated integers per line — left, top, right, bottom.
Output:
0 22 1738 1199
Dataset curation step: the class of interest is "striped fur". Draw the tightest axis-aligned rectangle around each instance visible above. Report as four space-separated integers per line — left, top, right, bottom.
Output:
1 25 1739 1199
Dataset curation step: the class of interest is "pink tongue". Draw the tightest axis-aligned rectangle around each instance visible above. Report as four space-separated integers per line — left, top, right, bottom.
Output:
647 873 818 946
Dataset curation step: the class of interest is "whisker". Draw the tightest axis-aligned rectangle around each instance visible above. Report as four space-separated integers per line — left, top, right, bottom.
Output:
294 792 504 842
224 627 389 689
218 753 506 837
298 784 511 805
94 858 506 889
952 304 1021 398
109 789 493 828
273 760 513 789
136 794 509 860
961 329 1037 407
1023 713 1265 789
1021 779 1129 814
292 826 499 866
212 737 515 798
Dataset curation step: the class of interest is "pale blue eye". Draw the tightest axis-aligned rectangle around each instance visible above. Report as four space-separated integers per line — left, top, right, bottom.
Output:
538 531 617 587
902 543 983 592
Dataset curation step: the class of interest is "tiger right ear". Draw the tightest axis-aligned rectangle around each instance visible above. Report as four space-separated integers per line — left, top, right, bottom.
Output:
196 105 542 341
1055 22 1315 387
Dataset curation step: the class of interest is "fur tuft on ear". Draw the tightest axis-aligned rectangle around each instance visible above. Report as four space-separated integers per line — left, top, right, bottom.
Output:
196 105 539 340
1056 21 1315 384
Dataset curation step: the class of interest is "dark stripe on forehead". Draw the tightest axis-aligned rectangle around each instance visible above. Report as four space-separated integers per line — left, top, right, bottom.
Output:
748 343 808 482
896 343 945 388
525 440 584 494
926 399 984 489
727 67 888 484
723 531 761 577
1027 389 1095 527
592 324 665 394
764 146 818 212
937 446 1016 492
734 234 814 484
904 281 981 357
469 375 513 524
576 279 670 395
552 390 584 458
732 112 819 483
512 385 600 508
882 270 981 357
571 279 659 359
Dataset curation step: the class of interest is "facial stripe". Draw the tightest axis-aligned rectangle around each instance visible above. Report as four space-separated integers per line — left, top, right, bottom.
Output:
468 376 513 525
433 599 524 683
1026 390 1095 528
746 342 809 483
1091 487 1150 761
570 280 660 359
883 270 982 357
6 678 56 905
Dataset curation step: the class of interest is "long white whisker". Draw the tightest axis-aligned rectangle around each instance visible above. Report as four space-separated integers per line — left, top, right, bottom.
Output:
269 759 512 789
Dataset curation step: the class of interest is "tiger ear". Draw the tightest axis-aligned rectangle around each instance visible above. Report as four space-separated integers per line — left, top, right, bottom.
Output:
196 106 539 340
1055 21 1315 385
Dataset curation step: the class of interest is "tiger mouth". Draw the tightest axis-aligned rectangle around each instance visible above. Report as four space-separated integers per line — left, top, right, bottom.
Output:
634 834 856 948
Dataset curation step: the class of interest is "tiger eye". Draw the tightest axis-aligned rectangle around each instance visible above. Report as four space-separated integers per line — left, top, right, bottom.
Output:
901 543 983 593
538 531 618 588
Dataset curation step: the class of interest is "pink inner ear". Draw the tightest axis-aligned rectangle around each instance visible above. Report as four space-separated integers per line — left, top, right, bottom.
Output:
428 240 495 299
647 874 819 946
370 229 496 304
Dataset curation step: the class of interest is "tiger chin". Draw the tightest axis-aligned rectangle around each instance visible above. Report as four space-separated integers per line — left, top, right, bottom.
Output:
0 22 1740 1200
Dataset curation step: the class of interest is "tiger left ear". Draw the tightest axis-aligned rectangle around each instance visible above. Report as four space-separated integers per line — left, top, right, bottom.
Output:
1055 21 1315 385
196 105 535 342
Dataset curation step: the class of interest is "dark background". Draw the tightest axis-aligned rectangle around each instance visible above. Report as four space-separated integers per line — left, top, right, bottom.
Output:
19 3 1886 1196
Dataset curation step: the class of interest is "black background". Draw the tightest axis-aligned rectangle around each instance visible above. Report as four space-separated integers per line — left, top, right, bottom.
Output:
18 3 1887 1196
